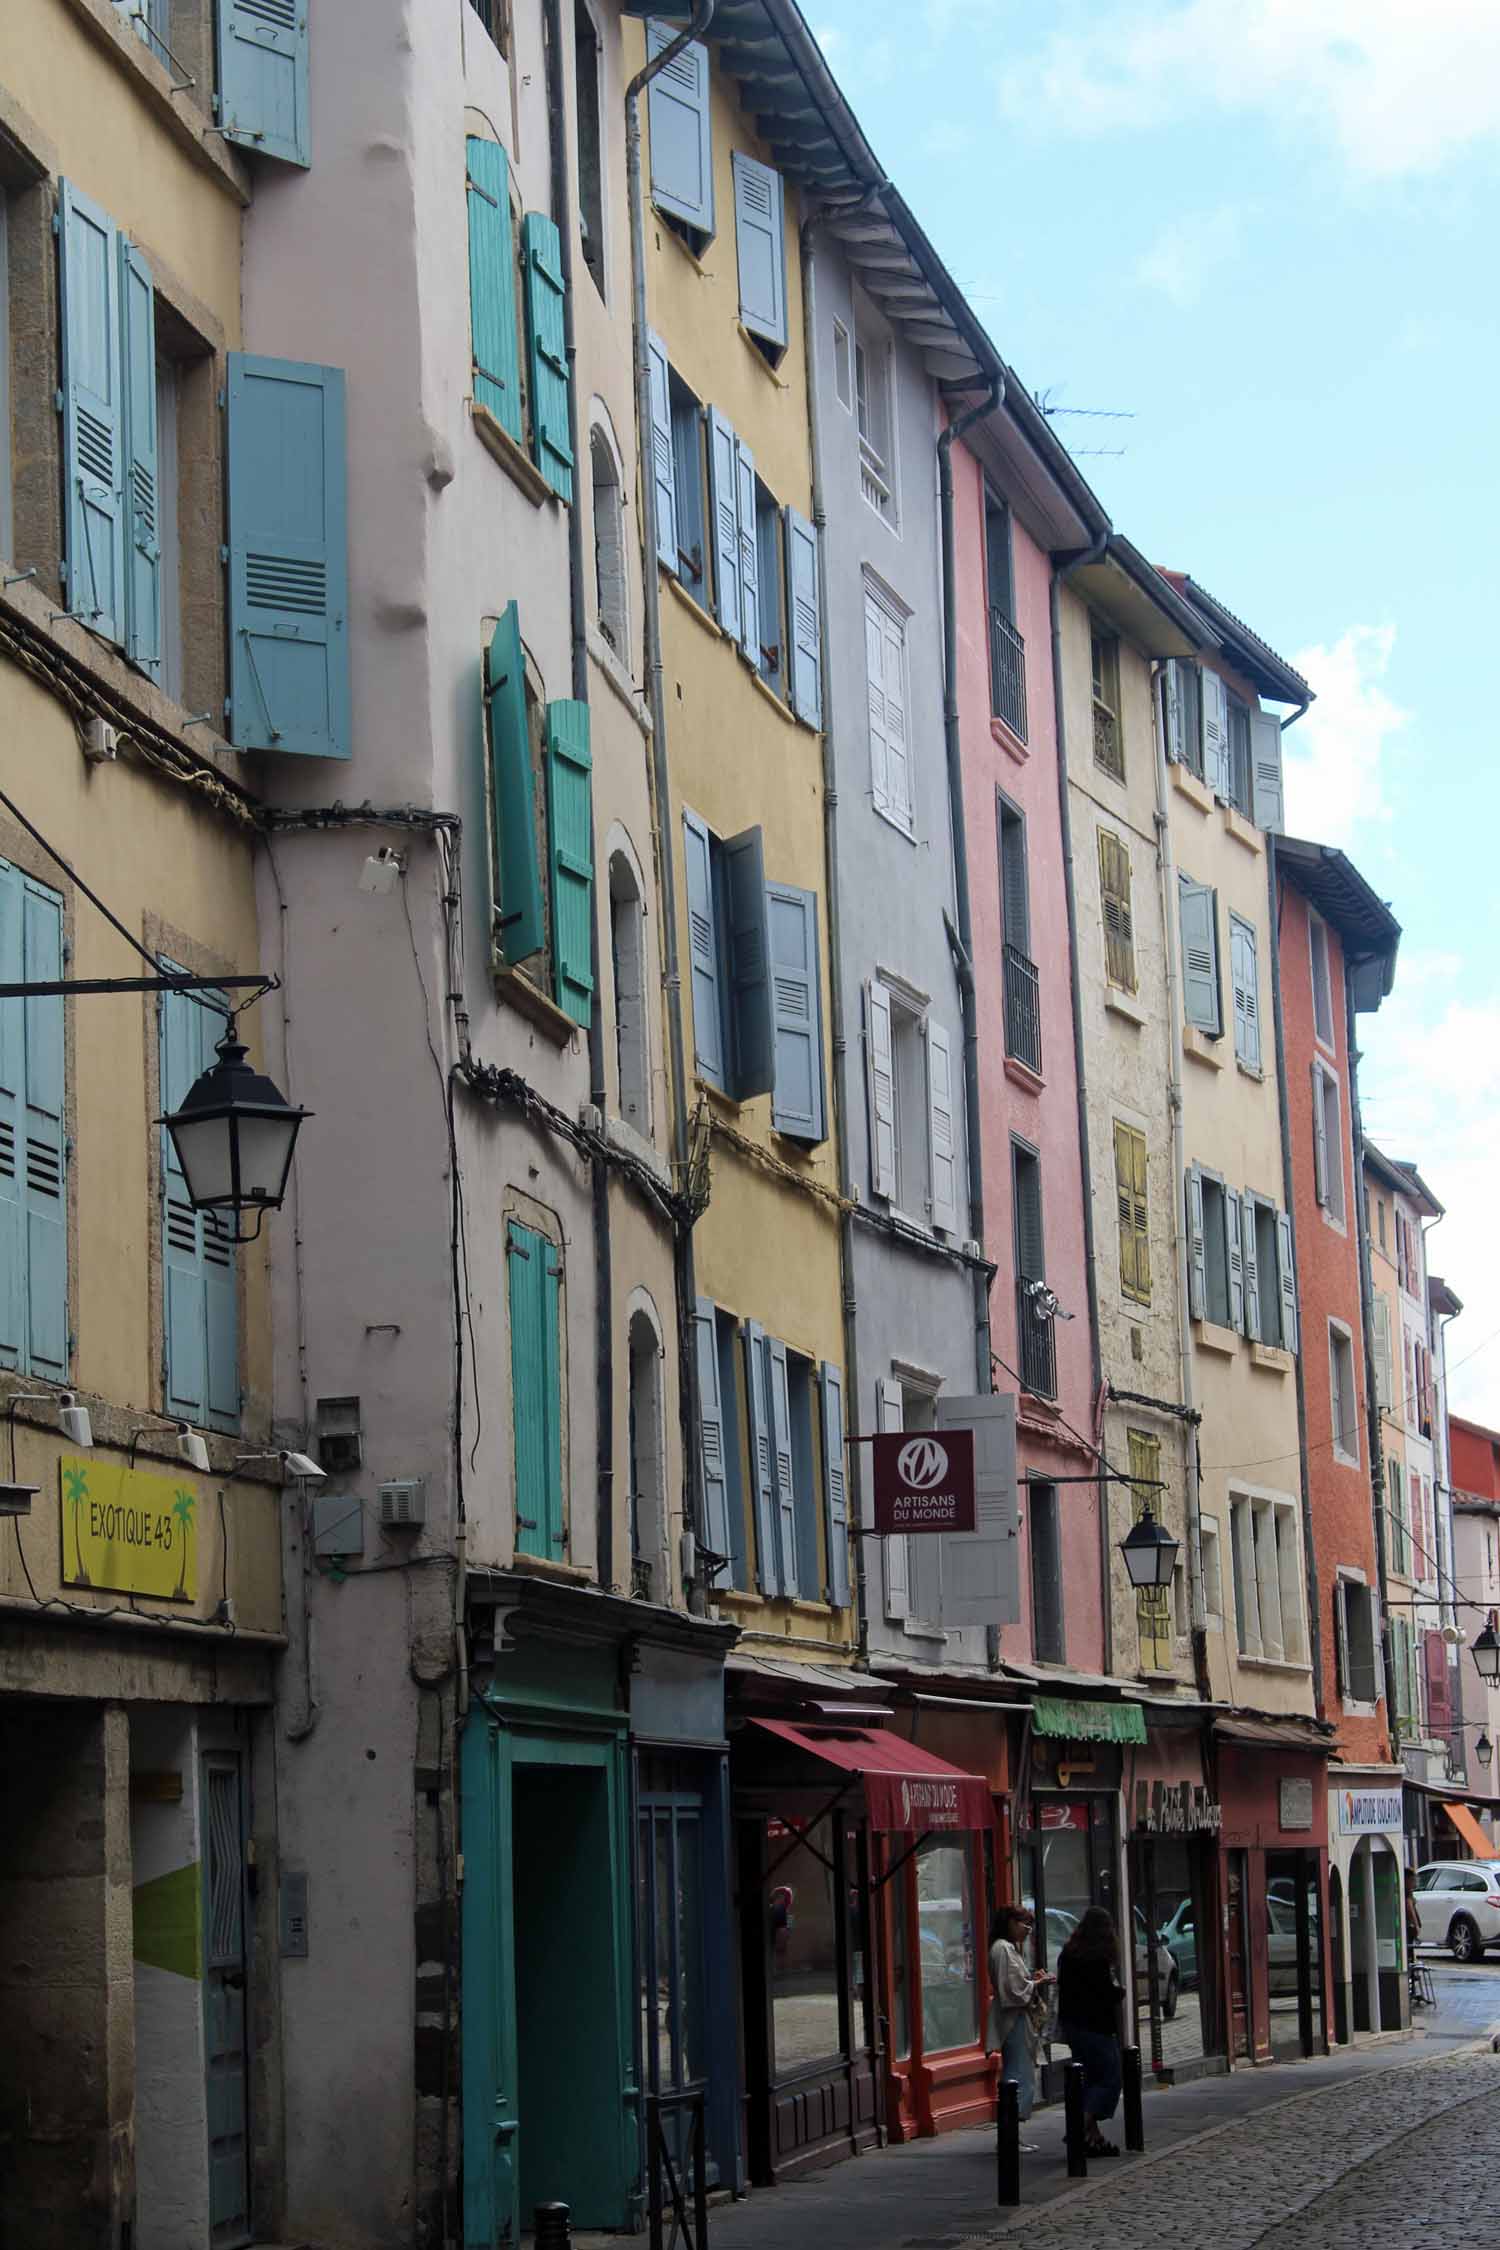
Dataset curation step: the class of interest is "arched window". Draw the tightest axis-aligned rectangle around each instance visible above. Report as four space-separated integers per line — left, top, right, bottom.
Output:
591 427 628 654
609 850 648 1130
628 1309 666 1601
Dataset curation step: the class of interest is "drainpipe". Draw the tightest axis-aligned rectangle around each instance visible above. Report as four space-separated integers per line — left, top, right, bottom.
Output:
1048 529 1109 1671
936 374 1001 1396
627 3 715 1609
1151 664 1211 1701
1347 958 1397 1750
544 0 614 1592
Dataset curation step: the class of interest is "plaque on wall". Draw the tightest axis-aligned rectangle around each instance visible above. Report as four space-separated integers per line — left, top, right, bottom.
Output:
1279 1777 1315 1832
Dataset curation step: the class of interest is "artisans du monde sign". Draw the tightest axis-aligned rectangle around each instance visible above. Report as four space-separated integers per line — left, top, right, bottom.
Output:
59 1456 199 1601
870 1429 976 1535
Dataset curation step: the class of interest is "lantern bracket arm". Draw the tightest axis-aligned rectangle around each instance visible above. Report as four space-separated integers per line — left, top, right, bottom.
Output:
0 974 279 1002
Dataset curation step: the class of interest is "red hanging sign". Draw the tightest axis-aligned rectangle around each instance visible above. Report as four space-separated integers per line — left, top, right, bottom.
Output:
870 1429 976 1534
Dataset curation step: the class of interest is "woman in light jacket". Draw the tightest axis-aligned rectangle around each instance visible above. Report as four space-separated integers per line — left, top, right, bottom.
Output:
986 1904 1052 2139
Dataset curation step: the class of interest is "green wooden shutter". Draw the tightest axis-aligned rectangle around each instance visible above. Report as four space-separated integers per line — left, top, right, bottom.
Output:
544 697 593 1025
521 211 573 500
540 1237 563 1553
58 180 125 642
819 1360 849 1610
467 138 523 443
509 1220 562 1557
225 354 350 759
161 983 239 1432
1251 710 1285 832
119 236 161 679
486 604 545 964
216 0 310 167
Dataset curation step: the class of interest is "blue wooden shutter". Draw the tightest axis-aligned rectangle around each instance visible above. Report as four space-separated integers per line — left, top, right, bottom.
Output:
1251 709 1285 833
508 1220 548 1556
819 1361 849 1609
215 0 310 168
486 604 545 964
734 437 758 661
1241 1191 1261 1343
707 409 741 640
731 154 786 351
1276 1212 1299 1355
682 810 724 1086
694 1300 733 1573
544 697 593 1025
467 139 523 443
743 1322 781 1595
161 985 239 1432
926 1017 958 1232
646 329 677 574
766 882 823 1142
1231 916 1260 1069
22 884 67 1382
0 865 26 1370
119 237 161 679
767 1335 797 1597
521 212 573 500
723 826 772 1099
646 23 713 234
783 506 821 727
58 180 125 643
1225 1186 1245 1334
1178 875 1220 1033
225 354 350 759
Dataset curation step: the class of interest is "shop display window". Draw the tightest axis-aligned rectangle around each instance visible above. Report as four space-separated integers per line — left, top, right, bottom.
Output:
915 1837 979 2053
769 1816 842 2072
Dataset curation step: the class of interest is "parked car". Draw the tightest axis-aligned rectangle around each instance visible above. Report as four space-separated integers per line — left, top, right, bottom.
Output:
1413 1860 1500 1961
1133 1906 1180 2020
1266 1894 1301 1994
1160 1897 1198 1990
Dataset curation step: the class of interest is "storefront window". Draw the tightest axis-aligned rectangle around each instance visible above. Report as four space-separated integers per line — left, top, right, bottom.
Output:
1039 1804 1092 1957
770 1816 842 2073
916 1837 978 2053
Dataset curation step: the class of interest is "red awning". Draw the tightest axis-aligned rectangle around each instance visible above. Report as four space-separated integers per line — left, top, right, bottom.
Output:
749 1718 991 1834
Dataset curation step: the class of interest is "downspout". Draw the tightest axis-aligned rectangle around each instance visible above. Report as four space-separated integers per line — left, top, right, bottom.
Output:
627 3 715 1610
1048 529 1109 1672
1348 963 1397 1745
545 0 614 1592
1152 663 1211 1701
936 374 1001 1396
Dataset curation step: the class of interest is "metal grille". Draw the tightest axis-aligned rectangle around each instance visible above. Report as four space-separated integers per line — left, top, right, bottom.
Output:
989 607 1027 742
1003 944 1041 1075
1093 700 1122 779
205 1763 243 1967
1016 1277 1057 1399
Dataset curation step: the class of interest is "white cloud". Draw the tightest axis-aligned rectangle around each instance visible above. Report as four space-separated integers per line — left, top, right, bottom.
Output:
1134 207 1244 305
1282 623 1406 851
996 0 1500 179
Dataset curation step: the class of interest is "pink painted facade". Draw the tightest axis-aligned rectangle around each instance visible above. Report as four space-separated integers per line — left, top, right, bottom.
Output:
953 431 1103 1672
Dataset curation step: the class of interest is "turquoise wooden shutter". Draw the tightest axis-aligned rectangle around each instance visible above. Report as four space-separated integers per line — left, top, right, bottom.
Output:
767 1335 797 1595
215 0 310 168
485 604 545 964
460 1714 518 2250
161 984 239 1431
766 881 823 1142
21 883 67 1382
646 24 713 234
694 1299 733 1573
226 354 350 759
544 697 593 1026
1251 709 1285 832
743 1322 781 1595
819 1361 849 1609
682 810 724 1086
509 1220 563 1556
783 506 821 727
58 180 125 643
731 153 786 351
541 1237 563 1552
521 212 573 500
706 409 741 640
734 437 758 661
1276 1212 1299 1355
467 139 523 442
723 826 772 1099
646 329 677 574
0 864 26 1370
118 237 161 679
1178 875 1220 1033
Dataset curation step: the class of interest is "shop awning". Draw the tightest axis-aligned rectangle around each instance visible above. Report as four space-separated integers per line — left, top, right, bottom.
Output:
1443 1801 1495 1857
748 1719 991 1834
1032 1695 1147 1745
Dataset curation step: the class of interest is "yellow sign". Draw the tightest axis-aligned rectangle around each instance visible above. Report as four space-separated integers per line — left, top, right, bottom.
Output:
60 1457 199 1601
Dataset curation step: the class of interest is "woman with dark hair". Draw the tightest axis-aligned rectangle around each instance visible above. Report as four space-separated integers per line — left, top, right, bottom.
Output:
985 1904 1053 2146
1054 1906 1125 2156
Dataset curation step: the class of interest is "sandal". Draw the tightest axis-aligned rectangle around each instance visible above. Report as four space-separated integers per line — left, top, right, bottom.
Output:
1086 2137 1120 2157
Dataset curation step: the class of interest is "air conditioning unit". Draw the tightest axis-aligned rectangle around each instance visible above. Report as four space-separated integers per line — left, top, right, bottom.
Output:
379 1478 427 1529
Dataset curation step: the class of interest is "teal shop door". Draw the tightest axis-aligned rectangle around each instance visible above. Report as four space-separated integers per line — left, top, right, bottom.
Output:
462 1717 520 2249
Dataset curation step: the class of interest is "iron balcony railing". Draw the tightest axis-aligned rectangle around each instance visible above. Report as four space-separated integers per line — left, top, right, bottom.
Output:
1003 944 1042 1075
1093 698 1123 779
989 607 1028 742
1016 1276 1057 1400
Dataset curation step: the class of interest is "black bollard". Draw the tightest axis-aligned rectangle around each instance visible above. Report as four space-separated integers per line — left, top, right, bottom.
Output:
996 2076 1021 2207
1063 2061 1088 2179
1123 2044 1144 2152
535 2204 572 2250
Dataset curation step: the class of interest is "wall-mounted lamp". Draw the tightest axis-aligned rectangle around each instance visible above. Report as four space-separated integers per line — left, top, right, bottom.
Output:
1119 1506 1179 1592
1472 1614 1500 1685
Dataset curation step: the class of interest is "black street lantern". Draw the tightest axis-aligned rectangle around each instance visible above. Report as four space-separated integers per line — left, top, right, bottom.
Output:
1471 1616 1500 1686
1119 1507 1179 1593
1477 1731 1494 1773
160 1027 309 1242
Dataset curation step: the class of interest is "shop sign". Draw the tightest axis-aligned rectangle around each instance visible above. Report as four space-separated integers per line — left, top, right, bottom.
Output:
865 1767 991 1835
870 1430 976 1534
1337 1787 1403 1836
1134 1779 1222 1836
1032 1695 1147 1745
59 1455 198 1601
1279 1777 1315 1832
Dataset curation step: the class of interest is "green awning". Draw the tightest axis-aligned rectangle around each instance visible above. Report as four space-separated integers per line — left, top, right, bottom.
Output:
1032 1696 1146 1745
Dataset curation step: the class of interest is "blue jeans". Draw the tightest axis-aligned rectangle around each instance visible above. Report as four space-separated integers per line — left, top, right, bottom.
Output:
1062 2025 1121 2122
997 2016 1035 2122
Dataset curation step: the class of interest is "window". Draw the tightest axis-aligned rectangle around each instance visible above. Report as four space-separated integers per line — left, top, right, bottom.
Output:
1013 1140 1055 1398
1164 658 1204 779
1311 1060 1345 1224
1114 1122 1150 1307
1091 626 1123 780
1178 875 1221 1034
0 861 67 1384
1199 1514 1223 1626
1335 1576 1380 1705
866 586 911 830
508 1217 564 1559
1097 829 1135 992
1229 912 1261 1071
669 365 708 600
1391 1614 1413 1731
590 428 628 652
574 2 605 297
1226 693 1253 815
864 978 958 1233
609 853 649 1130
646 24 713 253
1377 1197 1387 1250
732 154 787 360
696 1300 748 1589
628 1310 665 1601
486 605 595 1024
700 1309 846 1606
998 794 1040 1071
1195 1172 1233 1329
754 477 786 692
1190 1170 1298 1352
854 330 894 521
160 980 238 1431
468 0 507 53
154 356 182 702
1172 1564 1189 1642
1229 1493 1306 1665
1028 1480 1065 1664
1329 1323 1360 1464
831 318 852 410
1250 1194 1297 1351
1309 915 1335 1048
985 487 1026 741
683 811 826 1141
1388 1456 1409 1576
1128 1431 1171 1672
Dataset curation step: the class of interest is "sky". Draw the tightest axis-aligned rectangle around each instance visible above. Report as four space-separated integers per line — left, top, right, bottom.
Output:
809 0 1500 1428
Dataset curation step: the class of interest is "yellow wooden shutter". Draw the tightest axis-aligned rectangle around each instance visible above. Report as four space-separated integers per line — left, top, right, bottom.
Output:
1098 830 1136 992
1128 1429 1171 1670
1114 1121 1151 1306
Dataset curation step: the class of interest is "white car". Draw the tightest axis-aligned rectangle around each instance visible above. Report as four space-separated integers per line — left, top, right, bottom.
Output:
1413 1860 1500 1962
